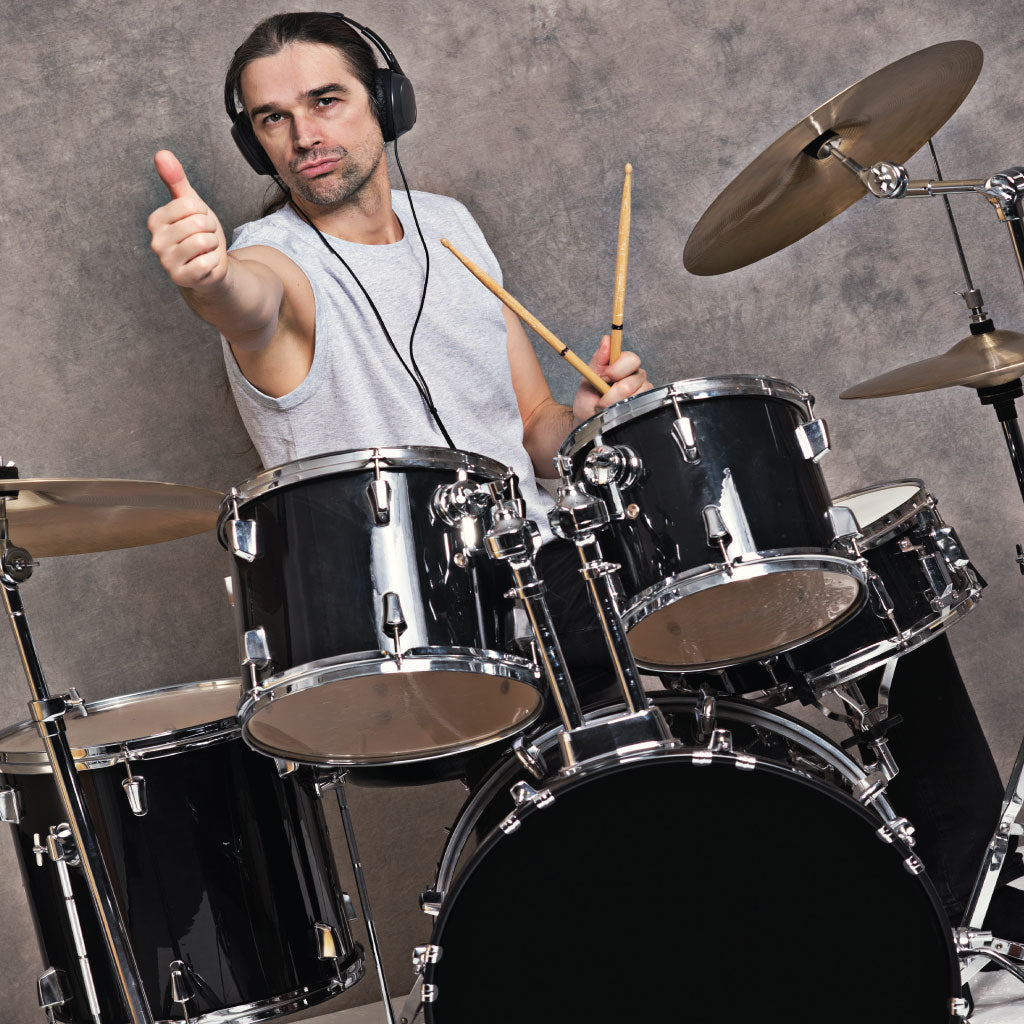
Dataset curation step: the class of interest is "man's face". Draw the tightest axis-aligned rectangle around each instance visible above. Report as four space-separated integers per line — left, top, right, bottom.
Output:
241 41 385 207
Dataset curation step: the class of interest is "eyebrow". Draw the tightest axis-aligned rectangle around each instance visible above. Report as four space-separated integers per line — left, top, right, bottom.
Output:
249 83 350 120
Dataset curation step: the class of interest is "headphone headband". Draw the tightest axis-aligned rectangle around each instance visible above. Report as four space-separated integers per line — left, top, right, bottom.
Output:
225 12 416 176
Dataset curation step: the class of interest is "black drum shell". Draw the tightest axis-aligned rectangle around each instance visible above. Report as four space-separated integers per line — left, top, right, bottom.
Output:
225 460 519 680
562 388 836 601
422 692 960 1023
3 739 360 1022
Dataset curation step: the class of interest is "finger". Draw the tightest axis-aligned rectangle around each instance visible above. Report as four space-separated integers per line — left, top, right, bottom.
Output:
598 371 647 407
589 334 611 371
154 149 194 200
605 351 642 382
159 212 218 247
175 233 221 265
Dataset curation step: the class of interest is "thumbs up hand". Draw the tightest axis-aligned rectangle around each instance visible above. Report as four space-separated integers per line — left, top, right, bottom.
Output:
147 151 229 291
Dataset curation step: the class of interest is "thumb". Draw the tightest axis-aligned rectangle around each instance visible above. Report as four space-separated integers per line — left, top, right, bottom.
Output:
154 150 194 200
590 333 611 370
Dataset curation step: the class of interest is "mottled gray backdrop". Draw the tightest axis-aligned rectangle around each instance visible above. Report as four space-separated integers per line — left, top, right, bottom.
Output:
3 0 1024 1018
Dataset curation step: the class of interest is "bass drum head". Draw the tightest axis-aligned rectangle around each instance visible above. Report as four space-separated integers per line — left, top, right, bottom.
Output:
425 754 958 1023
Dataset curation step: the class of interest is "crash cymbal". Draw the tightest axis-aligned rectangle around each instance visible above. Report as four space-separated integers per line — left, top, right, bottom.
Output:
683 41 983 276
0 478 224 556
840 329 1024 399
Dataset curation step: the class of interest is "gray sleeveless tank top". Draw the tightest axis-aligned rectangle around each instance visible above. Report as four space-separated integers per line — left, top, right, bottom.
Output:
221 189 555 540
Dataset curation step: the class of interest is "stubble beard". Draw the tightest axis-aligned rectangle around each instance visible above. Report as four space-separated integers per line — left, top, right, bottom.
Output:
287 139 387 210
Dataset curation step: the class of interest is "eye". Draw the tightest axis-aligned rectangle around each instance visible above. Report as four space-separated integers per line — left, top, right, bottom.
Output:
261 112 285 126
315 96 339 109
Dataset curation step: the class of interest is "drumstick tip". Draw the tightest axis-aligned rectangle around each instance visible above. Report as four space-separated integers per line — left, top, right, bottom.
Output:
624 162 632 175
440 238 452 249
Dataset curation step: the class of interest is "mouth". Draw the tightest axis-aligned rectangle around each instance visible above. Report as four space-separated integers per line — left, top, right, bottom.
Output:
296 157 340 178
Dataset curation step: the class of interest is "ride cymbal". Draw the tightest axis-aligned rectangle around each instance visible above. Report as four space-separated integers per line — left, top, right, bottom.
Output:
683 41 983 276
0 478 223 556
840 329 1024 399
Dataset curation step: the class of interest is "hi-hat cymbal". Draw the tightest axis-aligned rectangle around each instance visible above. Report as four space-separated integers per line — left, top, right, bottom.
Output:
840 329 1024 399
1 478 224 557
683 41 983 276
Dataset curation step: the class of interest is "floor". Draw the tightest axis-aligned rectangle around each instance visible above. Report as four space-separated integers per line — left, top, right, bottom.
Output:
306 977 1024 1022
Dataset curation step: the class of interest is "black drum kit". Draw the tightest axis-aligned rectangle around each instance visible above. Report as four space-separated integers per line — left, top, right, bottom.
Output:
5 36 1024 1024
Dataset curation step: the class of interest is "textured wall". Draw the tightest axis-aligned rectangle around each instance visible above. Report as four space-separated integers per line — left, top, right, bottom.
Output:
2 0 1024 1019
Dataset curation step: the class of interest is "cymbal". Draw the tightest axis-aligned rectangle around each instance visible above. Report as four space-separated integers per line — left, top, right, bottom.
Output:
840 329 1024 399
0 478 224 557
683 41 983 276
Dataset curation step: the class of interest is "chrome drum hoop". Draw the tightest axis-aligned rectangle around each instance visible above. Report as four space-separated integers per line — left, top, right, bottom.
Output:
832 479 932 550
239 649 542 767
623 553 867 671
561 375 814 455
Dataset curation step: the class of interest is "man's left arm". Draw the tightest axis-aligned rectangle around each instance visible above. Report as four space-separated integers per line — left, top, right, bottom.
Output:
505 307 650 478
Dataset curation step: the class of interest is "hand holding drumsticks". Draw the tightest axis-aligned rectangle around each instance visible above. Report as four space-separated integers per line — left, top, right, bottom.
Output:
440 238 649 422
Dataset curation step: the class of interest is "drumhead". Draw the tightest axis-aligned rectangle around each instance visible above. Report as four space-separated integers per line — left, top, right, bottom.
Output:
425 745 959 1022
833 480 928 541
0 679 241 772
222 445 513 512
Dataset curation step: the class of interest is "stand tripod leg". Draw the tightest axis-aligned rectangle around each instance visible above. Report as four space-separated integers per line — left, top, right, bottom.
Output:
331 775 396 1024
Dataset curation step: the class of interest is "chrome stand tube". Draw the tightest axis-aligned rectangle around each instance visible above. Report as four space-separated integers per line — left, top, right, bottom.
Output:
549 483 648 714
325 774 396 1024
0 581 154 1024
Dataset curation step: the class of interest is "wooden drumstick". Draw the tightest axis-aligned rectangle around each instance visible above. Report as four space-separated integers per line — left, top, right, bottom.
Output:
440 239 611 395
609 163 632 363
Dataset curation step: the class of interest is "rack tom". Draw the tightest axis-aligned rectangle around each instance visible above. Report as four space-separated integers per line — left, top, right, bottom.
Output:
221 448 542 767
0 680 363 1024
558 377 866 670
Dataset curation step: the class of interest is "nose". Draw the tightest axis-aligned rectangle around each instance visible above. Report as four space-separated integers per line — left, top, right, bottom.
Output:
292 112 323 151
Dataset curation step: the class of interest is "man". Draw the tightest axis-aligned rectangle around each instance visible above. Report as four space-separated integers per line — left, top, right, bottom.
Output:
149 12 1022 945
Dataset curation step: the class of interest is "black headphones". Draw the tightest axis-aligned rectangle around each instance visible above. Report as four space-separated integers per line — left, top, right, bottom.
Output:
224 13 417 176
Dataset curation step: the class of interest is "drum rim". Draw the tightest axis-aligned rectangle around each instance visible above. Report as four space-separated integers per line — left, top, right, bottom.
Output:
620 551 867 671
0 678 242 774
239 648 543 767
559 375 813 456
433 690 898 898
832 478 931 548
220 445 514 512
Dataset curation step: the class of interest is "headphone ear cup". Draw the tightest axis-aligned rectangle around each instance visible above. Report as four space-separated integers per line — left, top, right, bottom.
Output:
230 118 277 176
374 67 416 142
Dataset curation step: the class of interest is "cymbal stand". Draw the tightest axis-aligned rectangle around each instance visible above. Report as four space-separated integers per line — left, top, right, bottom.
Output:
820 139 1024 983
0 463 155 1024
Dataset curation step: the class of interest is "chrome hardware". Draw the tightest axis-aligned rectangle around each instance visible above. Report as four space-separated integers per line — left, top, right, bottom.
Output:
419 891 442 917
513 735 548 780
422 984 439 1004
876 817 916 847
342 893 358 921
903 854 925 875
63 687 88 719
228 518 261 562
121 772 148 817
0 784 22 823
702 505 731 564
242 627 272 669
367 480 392 526
549 484 611 542
920 552 955 610
827 505 861 546
169 959 196 1006
625 503 640 519
223 574 235 606
412 944 443 970
382 591 408 665
931 526 970 568
852 771 887 805
47 823 79 866
794 418 830 462
432 480 493 527
950 997 970 1019
31 832 46 868
866 573 896 621
499 811 522 835
708 729 732 754
671 416 700 463
453 551 469 568
37 967 70 1012
366 449 392 526
695 692 717 738
582 445 641 488
315 922 344 960
553 453 575 484
509 781 554 810
274 758 298 777
2 544 37 583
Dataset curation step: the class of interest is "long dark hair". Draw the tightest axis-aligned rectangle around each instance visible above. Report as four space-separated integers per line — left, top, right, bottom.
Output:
225 12 381 216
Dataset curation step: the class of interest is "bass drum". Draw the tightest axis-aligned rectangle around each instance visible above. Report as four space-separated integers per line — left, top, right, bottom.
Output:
420 693 961 1023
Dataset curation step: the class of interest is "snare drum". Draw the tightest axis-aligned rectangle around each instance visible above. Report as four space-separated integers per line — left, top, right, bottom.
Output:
221 448 542 767
417 691 961 1023
0 680 363 1024
706 480 985 699
559 377 866 670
